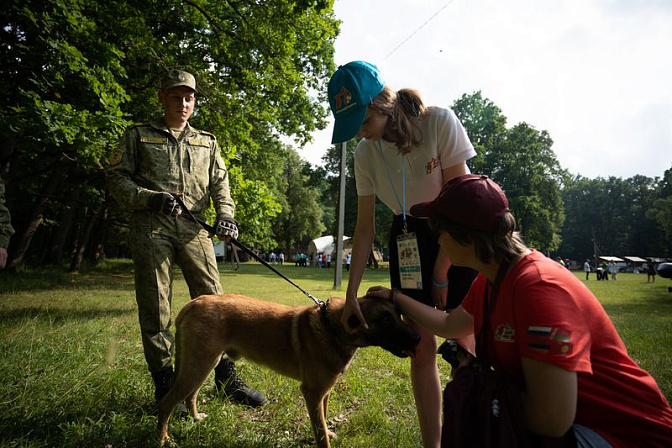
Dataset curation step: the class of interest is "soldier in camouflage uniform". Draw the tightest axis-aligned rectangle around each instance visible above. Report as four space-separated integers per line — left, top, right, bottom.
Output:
0 175 14 269
105 69 266 407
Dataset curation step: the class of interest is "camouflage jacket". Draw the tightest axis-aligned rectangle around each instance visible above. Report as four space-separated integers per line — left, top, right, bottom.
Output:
0 176 14 249
105 119 234 218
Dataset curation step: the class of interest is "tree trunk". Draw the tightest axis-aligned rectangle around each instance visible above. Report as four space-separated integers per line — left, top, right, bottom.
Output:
43 189 82 265
69 206 103 273
86 206 108 263
8 168 66 270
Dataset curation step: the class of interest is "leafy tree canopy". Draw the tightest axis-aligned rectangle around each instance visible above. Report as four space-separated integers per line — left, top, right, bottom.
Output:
452 92 568 252
2 0 339 259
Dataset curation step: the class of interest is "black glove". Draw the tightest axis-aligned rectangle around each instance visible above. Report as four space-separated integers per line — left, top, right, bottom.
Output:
148 192 182 216
215 213 238 239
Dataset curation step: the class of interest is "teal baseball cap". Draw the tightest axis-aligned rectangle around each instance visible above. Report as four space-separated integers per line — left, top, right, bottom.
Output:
328 61 385 144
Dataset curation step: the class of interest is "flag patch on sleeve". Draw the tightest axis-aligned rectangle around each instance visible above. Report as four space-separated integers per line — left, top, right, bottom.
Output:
527 326 574 355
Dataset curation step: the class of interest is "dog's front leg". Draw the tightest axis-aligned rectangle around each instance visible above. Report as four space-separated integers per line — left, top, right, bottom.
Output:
301 386 331 448
186 386 207 421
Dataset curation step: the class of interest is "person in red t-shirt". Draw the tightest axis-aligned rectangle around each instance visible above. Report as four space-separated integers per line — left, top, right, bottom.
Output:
367 174 672 447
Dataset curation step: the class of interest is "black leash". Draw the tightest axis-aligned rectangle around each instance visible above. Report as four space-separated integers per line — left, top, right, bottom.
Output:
172 195 325 308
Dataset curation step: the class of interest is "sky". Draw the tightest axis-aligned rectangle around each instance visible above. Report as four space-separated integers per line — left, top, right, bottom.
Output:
297 0 672 180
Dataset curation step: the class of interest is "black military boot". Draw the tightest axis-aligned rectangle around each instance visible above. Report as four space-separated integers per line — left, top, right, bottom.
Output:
214 359 267 407
151 365 174 404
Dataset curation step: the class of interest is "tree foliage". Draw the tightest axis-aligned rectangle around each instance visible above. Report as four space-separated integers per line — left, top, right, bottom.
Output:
646 167 672 242
560 174 670 261
272 147 326 253
452 92 568 252
1 0 338 268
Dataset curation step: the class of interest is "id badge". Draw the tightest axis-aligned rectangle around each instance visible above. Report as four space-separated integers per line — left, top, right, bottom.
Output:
396 232 423 290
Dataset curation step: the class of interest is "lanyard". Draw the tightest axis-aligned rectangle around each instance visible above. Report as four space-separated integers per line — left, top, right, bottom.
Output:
378 141 408 233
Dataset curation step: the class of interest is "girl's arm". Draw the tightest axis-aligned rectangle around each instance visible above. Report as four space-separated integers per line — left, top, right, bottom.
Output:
367 286 474 340
521 357 577 437
341 194 376 332
431 162 471 308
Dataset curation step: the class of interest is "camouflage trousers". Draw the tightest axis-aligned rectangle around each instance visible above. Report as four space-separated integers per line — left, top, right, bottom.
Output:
129 211 222 373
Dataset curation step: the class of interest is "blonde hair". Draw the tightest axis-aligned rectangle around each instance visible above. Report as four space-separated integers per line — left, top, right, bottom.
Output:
369 86 428 153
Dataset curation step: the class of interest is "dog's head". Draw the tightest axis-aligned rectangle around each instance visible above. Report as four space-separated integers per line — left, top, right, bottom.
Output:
351 295 420 358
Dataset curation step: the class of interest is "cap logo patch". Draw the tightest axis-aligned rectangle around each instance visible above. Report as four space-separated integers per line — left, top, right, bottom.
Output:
333 87 353 112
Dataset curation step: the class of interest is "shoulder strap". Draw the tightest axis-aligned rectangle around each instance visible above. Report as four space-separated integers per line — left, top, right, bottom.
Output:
476 258 511 368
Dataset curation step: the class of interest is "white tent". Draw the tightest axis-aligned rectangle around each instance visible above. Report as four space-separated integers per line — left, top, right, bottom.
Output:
307 235 350 258
343 238 383 262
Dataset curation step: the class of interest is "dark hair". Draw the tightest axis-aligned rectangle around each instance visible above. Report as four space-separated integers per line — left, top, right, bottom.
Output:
429 212 527 265
370 86 427 153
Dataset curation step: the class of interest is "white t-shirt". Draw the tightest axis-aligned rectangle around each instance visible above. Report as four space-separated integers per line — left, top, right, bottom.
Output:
354 106 476 215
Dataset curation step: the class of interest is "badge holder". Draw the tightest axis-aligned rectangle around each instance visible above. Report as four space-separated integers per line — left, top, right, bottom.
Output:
397 223 423 290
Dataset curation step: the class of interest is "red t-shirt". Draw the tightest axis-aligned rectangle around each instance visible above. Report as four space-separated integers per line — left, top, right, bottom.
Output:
462 250 672 447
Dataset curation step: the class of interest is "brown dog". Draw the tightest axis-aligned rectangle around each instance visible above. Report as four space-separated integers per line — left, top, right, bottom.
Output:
157 293 420 447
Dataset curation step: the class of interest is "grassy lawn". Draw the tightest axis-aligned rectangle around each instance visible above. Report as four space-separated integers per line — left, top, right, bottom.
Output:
0 260 670 447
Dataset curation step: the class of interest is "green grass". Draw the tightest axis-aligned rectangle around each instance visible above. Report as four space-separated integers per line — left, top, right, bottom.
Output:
0 261 670 447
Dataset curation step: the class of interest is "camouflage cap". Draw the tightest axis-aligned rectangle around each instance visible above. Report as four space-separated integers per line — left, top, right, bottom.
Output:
161 69 196 91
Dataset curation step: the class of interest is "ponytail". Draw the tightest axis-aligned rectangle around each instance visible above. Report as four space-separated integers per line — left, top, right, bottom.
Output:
392 88 427 152
370 86 428 153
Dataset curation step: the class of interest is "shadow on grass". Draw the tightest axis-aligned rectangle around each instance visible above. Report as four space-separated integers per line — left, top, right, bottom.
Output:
0 389 158 447
0 263 136 293
600 286 672 313
0 383 297 447
0 306 135 325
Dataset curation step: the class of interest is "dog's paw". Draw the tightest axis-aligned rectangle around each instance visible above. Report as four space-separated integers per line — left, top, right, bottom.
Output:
327 429 337 439
160 436 177 447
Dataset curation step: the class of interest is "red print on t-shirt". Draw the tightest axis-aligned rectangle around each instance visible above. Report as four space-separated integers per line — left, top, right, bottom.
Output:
426 157 440 174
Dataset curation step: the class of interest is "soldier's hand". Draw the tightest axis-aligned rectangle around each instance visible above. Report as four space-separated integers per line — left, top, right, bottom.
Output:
215 213 238 240
148 192 182 216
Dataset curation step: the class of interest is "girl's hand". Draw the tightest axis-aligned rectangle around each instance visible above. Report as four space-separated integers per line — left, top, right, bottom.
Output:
340 296 368 333
431 284 448 310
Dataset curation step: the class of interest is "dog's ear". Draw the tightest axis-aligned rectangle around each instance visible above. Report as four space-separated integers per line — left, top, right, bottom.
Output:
347 314 361 329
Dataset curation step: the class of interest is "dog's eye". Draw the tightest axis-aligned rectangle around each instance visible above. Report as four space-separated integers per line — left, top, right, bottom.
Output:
380 311 395 324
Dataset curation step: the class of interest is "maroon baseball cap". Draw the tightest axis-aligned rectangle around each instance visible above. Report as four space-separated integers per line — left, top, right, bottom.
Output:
410 174 509 233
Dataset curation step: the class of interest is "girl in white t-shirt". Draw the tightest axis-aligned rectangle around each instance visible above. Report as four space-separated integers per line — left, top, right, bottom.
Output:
328 61 478 448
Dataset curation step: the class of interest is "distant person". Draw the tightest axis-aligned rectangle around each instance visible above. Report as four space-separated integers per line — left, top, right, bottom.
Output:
583 259 591 281
327 60 479 447
105 69 266 407
278 252 284 265
609 261 618 281
647 260 657 283
556 256 566 268
600 261 609 281
367 175 672 447
0 174 14 269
